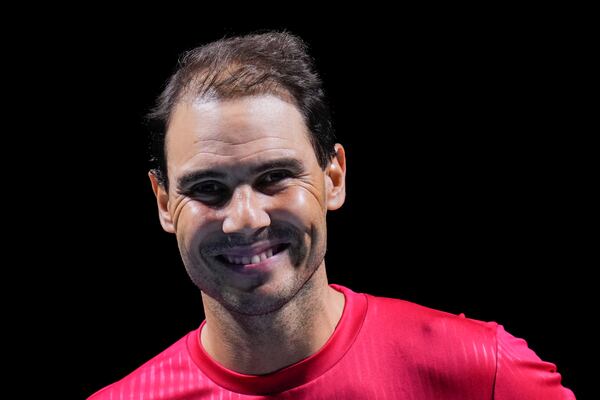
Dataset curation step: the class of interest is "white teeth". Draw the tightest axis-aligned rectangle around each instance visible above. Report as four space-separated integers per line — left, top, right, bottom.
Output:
222 246 282 265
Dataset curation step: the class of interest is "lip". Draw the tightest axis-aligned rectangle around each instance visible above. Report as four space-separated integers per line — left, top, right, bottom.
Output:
216 240 289 258
218 245 289 274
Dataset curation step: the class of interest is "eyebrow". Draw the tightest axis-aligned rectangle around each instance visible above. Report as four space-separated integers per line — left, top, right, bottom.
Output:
177 157 304 189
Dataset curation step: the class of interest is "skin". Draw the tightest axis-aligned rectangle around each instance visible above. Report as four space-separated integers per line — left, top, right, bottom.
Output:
149 95 347 375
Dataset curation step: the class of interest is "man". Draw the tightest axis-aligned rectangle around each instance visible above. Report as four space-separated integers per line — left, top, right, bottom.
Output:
89 32 574 399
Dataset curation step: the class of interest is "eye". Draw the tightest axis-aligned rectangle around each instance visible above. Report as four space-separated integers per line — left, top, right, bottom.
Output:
260 170 293 185
187 181 229 204
192 181 225 193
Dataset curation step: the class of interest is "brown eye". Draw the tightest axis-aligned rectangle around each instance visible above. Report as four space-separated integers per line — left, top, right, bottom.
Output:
260 170 292 184
193 181 224 194
188 181 229 205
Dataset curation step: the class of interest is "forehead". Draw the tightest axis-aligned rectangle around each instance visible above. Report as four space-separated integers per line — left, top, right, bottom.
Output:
165 95 314 171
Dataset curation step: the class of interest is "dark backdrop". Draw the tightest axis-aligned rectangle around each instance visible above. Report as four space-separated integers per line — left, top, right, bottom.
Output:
32 20 587 399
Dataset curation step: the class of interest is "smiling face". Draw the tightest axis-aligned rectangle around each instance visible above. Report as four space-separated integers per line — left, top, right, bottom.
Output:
150 95 346 316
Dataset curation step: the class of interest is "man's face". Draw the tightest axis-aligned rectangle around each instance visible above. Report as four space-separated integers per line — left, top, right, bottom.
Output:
151 95 345 315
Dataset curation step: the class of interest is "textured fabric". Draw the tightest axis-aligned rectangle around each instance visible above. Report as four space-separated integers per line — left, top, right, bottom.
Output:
89 284 575 399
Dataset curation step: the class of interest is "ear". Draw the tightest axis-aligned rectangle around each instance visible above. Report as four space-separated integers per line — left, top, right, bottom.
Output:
149 171 175 233
325 144 347 210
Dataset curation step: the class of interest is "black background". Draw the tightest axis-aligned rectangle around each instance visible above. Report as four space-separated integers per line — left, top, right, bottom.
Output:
19 14 589 399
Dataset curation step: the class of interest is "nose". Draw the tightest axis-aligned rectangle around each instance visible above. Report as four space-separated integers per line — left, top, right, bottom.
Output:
222 184 271 235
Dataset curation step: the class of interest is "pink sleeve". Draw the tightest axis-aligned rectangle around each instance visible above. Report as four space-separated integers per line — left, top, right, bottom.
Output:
493 325 575 399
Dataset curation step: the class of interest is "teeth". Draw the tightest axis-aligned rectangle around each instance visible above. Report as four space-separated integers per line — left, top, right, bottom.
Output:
222 247 281 265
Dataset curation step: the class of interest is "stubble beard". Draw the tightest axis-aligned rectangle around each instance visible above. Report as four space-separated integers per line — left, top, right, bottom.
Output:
212 235 325 317
189 229 327 318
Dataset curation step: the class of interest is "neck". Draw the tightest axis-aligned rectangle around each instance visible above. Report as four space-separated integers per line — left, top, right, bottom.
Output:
200 265 345 375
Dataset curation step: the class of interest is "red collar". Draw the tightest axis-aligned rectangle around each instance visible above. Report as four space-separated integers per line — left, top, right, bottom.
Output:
186 284 368 395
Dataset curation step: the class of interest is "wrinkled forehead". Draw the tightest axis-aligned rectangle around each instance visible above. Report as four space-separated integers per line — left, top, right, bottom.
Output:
165 95 315 169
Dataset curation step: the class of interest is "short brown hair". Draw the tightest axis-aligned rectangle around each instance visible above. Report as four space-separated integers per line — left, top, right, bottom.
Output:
147 31 337 188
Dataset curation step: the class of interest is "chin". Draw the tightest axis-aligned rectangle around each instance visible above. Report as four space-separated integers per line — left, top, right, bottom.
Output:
221 288 294 316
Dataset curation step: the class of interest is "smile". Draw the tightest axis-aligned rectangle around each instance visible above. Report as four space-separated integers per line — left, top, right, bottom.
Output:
215 243 290 266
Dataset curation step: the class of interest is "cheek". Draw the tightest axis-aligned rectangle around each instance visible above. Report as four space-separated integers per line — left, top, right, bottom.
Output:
174 202 219 244
280 185 327 222
175 203 201 230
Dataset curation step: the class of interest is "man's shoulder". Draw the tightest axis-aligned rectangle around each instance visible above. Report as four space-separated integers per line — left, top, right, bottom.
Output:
362 290 498 342
336 288 501 392
87 330 195 399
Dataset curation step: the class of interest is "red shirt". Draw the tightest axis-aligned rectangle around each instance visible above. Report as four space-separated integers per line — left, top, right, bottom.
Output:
89 284 575 399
